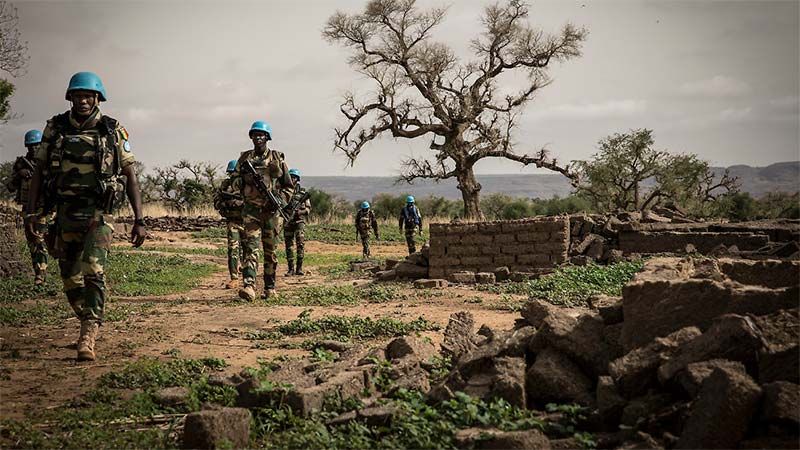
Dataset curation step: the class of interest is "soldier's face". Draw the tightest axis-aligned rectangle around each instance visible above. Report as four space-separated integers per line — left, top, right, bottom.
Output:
70 91 97 116
250 131 268 149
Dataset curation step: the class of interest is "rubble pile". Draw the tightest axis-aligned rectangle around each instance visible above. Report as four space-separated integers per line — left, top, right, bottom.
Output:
373 244 432 281
189 255 800 449
117 215 225 232
0 222 27 278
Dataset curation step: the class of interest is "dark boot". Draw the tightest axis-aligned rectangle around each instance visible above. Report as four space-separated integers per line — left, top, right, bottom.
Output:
286 260 295 276
261 274 277 299
295 258 304 276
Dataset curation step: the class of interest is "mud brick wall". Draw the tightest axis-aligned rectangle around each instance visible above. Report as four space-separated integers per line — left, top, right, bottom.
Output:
0 224 27 278
428 217 569 278
619 231 769 254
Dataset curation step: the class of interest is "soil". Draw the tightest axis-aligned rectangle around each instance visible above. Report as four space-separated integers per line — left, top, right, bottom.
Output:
0 232 522 421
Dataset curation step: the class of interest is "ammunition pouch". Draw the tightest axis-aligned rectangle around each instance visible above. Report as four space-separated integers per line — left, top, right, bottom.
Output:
45 221 64 259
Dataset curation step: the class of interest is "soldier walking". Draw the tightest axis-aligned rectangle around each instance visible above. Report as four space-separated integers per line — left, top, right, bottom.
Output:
284 169 311 276
355 201 379 259
6 129 51 286
26 71 147 361
236 121 293 300
399 195 422 254
214 160 244 289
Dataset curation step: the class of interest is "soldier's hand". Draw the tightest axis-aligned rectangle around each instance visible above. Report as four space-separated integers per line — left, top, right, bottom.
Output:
20 169 32 179
131 224 146 248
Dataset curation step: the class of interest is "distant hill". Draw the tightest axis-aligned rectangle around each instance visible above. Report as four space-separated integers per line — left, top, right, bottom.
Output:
302 162 799 202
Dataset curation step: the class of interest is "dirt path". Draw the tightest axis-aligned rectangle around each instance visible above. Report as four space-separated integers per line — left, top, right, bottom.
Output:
0 234 523 420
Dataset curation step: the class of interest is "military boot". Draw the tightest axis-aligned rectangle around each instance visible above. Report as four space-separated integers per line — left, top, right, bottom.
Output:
261 275 277 299
286 260 295 276
225 278 240 289
77 320 99 361
238 284 256 301
295 258 304 276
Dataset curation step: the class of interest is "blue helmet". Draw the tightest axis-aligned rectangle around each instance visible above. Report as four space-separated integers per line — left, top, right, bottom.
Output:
65 71 107 102
406 195 415 204
226 159 238 173
24 129 43 146
361 201 370 209
288 168 300 179
249 121 272 140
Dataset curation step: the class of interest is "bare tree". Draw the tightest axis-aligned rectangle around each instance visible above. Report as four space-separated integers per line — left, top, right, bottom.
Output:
0 1 28 123
324 0 586 219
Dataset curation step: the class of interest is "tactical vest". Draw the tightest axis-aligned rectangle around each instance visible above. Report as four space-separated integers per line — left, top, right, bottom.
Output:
402 205 421 227
357 211 372 231
215 179 244 221
45 112 123 202
12 156 35 205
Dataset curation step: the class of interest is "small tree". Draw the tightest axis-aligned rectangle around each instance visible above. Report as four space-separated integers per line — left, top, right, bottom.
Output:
0 1 29 123
142 160 220 213
325 0 586 220
573 129 740 214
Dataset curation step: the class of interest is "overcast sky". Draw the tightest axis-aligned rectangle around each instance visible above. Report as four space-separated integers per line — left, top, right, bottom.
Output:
0 0 797 176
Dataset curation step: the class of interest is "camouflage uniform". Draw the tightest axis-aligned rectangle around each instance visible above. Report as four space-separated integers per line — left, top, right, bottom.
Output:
236 148 292 293
399 204 422 254
283 184 311 274
355 209 379 258
6 151 51 284
214 175 244 282
35 108 134 323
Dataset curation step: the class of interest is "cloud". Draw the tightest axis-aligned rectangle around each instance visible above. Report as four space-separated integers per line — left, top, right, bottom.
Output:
528 99 647 121
718 106 753 121
678 75 751 97
769 96 799 111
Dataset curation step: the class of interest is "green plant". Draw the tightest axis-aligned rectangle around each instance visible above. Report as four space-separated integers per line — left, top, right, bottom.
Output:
310 347 336 363
276 310 439 342
99 356 227 389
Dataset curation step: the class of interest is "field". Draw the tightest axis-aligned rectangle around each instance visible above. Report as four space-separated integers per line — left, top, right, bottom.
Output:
0 223 640 448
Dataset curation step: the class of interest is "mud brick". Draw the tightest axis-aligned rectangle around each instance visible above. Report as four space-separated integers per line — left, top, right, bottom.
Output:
428 268 446 279
517 232 550 243
494 233 517 244
503 244 536 255
551 231 569 242
518 254 550 265
501 220 536 233
478 222 502 234
454 223 478 235
461 256 493 266
430 224 448 236
493 255 517 266
462 234 494 245
430 256 460 267
481 246 500 255
535 242 568 253
550 253 567 264
442 234 463 245
430 245 446 257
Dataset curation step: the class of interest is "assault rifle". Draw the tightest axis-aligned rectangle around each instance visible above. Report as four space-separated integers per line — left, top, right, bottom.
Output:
283 187 311 219
240 159 290 221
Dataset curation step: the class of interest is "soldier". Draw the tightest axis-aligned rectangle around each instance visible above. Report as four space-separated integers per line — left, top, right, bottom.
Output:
236 120 293 300
26 71 147 361
213 160 244 289
399 195 422 254
283 168 311 276
6 129 51 286
355 201 379 259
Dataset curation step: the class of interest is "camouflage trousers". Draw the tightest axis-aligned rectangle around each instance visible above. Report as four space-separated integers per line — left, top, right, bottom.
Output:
405 226 417 254
284 221 306 264
22 211 51 282
358 229 371 257
241 205 282 288
226 220 244 281
56 217 114 323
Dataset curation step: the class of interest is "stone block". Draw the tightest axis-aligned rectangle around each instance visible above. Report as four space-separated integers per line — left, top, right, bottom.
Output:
527 348 593 406
675 359 746 399
517 231 550 243
183 407 251 450
477 222 502 234
428 268 446 279
413 278 448 289
493 255 516 266
461 256 493 266
517 254 550 266
493 266 511 282
475 272 496 284
493 233 517 244
449 271 476 284
462 234 494 245
760 381 800 427
386 335 438 362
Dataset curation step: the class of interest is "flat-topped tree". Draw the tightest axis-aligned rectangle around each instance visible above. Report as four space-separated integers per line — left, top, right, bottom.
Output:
325 0 586 220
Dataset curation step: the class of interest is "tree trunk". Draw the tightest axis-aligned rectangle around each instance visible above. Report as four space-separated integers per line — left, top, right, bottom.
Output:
456 165 484 221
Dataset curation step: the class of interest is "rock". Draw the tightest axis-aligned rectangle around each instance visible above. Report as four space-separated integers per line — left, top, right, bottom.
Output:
285 370 366 416
621 393 673 427
493 266 511 282
753 308 800 384
394 261 428 279
420 243 431 259
375 269 397 281
526 348 593 406
350 261 379 272
454 427 552 450
597 376 626 423
312 340 353 353
413 278 448 289
441 311 477 361
154 386 190 408
616 431 663 450
509 271 530 282
475 272 496 284
606 249 625 264
384 259 400 270
739 435 800 449
603 323 625 360
573 233 603 255
760 381 800 427
520 299 562 328
531 310 610 377
431 356 527 407
449 271 476 284
357 347 386 366
489 357 527 408
609 327 702 398
586 239 606 260
674 359 746 398
385 335 437 362
386 359 431 395
570 255 590 266
183 407 251 450
657 314 763 384
676 366 762 449
589 295 623 325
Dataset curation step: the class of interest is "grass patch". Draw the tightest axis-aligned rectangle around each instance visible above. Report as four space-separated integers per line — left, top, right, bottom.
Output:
276 310 439 342
479 261 644 307
99 356 227 389
272 283 406 307
130 244 227 257
0 301 72 326
304 223 429 244
108 252 218 296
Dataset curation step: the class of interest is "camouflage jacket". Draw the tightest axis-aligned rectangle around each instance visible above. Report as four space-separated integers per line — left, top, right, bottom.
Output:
35 108 135 227
355 209 378 235
214 175 244 222
235 147 293 210
286 184 311 225
6 153 39 207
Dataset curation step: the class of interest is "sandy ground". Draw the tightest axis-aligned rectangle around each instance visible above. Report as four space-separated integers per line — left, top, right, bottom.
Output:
0 233 524 420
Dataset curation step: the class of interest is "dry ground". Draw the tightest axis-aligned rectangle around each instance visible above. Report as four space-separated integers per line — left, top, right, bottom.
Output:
0 231 525 421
